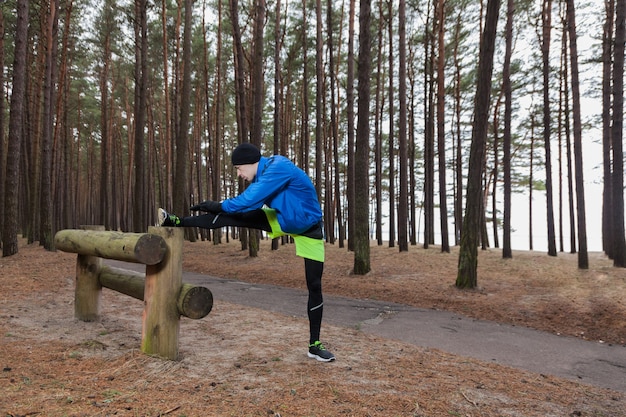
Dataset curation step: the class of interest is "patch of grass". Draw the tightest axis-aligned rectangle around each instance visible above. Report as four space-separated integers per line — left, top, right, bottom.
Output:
102 389 123 401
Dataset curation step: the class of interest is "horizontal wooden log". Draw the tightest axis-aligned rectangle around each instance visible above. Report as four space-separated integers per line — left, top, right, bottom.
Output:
99 265 213 319
54 229 167 265
99 266 145 300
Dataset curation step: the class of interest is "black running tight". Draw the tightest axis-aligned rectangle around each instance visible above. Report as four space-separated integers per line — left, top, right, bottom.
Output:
179 209 272 232
305 258 324 344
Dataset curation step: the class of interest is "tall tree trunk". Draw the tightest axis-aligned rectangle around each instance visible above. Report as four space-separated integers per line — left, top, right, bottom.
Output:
196 0 210 242
161 0 173 211
212 0 223 245
491 100 500 249
229 0 250 250
0 8 5 247
529 113 536 250
346 0 356 251
560 6 576 254
27 21 46 244
397 0 408 252
322 22 332 245
327 0 343 247
251 0 265 148
408 47 417 246
542 0 558 256
387 0 396 248
273 0 282 156
408 45 417 246
56 0 75 232
300 0 310 173
502 0 513 259
315 0 324 201
272 0 282 250
456 0 500 288
611 0 626 266
99 1 113 230
174 0 193 240
39 0 59 250
565 0 589 269
452 12 463 246
354 0 372 275
602 0 614 257
3 0 29 257
374 0 383 246
230 0 249 144
424 0 435 248
436 0 449 253
557 30 565 253
133 0 148 232
249 0 265 257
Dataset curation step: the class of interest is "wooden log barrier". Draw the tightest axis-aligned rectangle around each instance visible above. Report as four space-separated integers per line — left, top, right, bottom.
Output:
54 226 213 360
99 265 213 319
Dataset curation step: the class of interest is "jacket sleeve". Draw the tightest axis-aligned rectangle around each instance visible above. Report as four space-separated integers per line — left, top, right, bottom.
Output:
221 159 292 213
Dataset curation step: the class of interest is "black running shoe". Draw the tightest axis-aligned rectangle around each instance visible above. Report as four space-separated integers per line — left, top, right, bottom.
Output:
157 208 181 227
308 341 335 362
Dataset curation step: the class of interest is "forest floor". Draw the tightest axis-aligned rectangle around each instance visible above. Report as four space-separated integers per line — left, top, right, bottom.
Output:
2 236 626 416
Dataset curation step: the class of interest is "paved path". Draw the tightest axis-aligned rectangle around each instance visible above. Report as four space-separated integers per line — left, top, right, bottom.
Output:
109 261 626 393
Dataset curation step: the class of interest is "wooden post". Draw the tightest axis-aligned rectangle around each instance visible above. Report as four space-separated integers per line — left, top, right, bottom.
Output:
74 225 105 321
142 226 183 360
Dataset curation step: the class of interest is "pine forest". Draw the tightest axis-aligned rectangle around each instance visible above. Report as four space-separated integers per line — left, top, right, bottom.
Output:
1 0 625 285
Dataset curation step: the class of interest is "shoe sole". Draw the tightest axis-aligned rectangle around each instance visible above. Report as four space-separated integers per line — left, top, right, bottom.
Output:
157 208 166 226
307 352 336 362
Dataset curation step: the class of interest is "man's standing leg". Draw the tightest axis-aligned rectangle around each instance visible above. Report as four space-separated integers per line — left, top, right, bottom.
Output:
305 258 335 362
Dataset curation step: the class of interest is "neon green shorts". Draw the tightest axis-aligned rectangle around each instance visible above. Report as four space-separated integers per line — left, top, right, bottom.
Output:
262 208 325 262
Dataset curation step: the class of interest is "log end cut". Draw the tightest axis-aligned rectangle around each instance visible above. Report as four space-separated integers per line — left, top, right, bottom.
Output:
135 233 169 265
178 284 213 319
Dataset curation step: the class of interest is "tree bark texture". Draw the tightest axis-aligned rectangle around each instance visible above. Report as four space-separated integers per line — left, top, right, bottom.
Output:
435 0 449 253
541 0 558 257
611 0 626 266
502 0 514 259
2 0 29 257
601 0 614 257
456 0 500 289
566 0 589 269
353 0 372 275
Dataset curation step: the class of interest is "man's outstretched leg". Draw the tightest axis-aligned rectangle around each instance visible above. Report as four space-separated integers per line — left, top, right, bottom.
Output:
158 208 271 231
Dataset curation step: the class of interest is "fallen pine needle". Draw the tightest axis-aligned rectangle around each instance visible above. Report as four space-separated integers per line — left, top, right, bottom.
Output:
461 390 477 406
158 405 181 416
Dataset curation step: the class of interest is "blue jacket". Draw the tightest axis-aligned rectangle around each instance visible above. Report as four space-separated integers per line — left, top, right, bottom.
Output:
221 155 323 234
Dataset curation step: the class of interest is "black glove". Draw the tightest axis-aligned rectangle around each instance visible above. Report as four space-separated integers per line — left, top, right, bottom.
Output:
190 200 223 213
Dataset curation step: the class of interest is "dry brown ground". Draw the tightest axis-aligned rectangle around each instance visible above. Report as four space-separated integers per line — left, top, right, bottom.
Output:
2 237 626 417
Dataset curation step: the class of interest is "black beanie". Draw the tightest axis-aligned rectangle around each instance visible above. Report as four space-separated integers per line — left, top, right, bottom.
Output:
232 143 262 165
